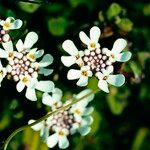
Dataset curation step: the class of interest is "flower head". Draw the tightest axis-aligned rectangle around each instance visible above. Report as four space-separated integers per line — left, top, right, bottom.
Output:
0 17 22 43
61 26 132 93
0 32 54 101
29 89 94 149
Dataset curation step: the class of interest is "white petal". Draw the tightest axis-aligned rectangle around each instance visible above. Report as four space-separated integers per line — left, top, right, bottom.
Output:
38 68 53 76
77 77 88 86
78 126 91 136
112 38 127 54
42 93 53 106
26 87 37 101
107 74 125 87
62 40 78 56
28 119 44 131
83 107 94 116
67 69 81 80
106 65 114 74
58 136 69 149
0 49 7 58
90 26 101 43
98 79 109 93
75 89 94 105
35 49 44 58
16 39 24 52
40 126 49 142
39 54 53 67
47 133 58 148
61 56 76 67
79 31 90 45
16 81 25 92
24 32 38 49
35 81 54 93
10 19 23 29
82 116 93 125
2 41 13 51
52 88 63 102
115 52 132 62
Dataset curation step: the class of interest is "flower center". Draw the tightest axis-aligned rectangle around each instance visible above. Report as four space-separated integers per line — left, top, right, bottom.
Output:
3 22 11 29
50 110 75 132
58 131 65 136
75 109 81 115
21 76 29 83
83 49 113 74
103 76 108 80
81 70 88 76
90 42 96 48
7 52 38 82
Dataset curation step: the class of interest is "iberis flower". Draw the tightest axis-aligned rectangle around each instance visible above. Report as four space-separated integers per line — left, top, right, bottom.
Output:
0 32 54 101
61 26 132 93
0 17 22 43
29 89 94 149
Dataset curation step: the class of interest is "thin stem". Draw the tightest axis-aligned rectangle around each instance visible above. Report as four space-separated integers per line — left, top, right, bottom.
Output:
3 88 99 150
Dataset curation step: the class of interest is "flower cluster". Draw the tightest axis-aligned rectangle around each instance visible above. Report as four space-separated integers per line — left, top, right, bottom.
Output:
29 89 94 149
0 17 22 43
0 17 54 101
61 26 132 93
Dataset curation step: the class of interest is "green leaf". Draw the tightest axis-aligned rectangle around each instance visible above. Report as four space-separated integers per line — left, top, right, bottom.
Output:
48 17 68 36
117 18 133 32
107 88 128 115
129 61 142 78
107 3 122 20
143 4 150 16
18 2 40 13
90 110 102 135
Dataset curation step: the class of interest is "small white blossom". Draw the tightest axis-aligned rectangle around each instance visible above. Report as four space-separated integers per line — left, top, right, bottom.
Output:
61 40 84 67
67 66 92 86
42 88 63 109
79 26 101 50
103 38 132 63
0 17 22 43
0 17 22 31
96 68 125 93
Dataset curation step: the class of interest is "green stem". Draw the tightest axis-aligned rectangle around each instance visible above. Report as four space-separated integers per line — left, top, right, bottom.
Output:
3 89 99 150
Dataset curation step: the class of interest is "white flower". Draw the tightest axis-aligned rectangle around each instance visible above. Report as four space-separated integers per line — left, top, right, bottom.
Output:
96 67 125 93
32 54 54 76
61 40 84 67
67 66 92 86
26 79 55 101
16 76 54 101
103 38 132 62
42 88 63 109
70 89 94 122
0 17 22 31
0 41 15 60
47 128 69 149
79 26 101 50
0 61 7 86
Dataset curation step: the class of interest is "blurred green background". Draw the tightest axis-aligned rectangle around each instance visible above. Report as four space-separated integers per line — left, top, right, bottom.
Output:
0 0 150 149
